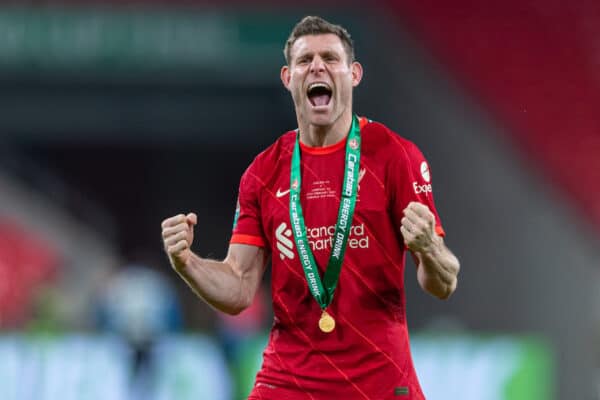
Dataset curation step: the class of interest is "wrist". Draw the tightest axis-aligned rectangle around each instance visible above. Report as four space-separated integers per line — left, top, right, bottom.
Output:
171 251 193 272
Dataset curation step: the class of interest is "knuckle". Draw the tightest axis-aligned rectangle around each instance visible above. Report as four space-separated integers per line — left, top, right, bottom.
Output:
170 225 181 235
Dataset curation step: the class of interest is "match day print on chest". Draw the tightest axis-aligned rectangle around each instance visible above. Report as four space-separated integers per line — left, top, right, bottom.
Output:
264 145 385 265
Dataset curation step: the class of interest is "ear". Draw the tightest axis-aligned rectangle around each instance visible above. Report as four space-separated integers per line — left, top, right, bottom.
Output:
280 65 291 90
351 61 363 87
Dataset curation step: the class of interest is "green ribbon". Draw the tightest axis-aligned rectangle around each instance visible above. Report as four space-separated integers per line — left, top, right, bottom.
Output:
289 115 361 309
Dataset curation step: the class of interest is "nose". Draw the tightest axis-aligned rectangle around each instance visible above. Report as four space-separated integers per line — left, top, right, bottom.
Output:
309 56 325 74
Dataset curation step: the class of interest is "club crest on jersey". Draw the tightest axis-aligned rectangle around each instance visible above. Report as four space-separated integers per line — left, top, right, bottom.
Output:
291 179 299 190
420 161 431 183
358 168 366 191
414 161 432 194
349 138 359 150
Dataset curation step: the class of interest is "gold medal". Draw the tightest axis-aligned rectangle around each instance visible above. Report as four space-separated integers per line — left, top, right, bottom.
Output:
318 310 335 333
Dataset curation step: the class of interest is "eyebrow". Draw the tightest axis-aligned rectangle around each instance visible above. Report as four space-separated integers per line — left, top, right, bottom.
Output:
296 49 341 61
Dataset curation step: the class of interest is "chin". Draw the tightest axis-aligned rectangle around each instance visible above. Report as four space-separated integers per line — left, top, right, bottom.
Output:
307 110 334 126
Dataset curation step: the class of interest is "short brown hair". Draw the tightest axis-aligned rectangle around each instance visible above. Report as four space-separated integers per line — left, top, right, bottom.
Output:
283 16 355 65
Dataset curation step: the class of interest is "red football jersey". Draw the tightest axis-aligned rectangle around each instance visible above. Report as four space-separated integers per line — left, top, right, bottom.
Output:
231 117 444 400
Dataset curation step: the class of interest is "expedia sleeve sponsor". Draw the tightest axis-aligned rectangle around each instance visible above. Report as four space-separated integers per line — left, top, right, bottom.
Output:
413 161 433 195
387 137 445 237
412 181 433 195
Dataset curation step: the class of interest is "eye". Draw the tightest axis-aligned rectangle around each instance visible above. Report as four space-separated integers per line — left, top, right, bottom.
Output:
322 52 339 63
296 56 310 65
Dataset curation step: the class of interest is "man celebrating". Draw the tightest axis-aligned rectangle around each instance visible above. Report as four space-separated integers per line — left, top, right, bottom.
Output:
161 16 460 400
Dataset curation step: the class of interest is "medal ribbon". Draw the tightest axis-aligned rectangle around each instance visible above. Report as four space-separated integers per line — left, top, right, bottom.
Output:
289 115 361 310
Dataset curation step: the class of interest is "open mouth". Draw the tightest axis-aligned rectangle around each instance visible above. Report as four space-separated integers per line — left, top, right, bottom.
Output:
307 82 332 107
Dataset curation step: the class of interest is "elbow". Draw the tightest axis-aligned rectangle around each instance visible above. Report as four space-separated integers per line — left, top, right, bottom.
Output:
419 273 458 300
220 303 248 316
437 259 460 300
222 306 246 316
421 274 457 300
436 287 454 300
436 277 458 300
221 293 253 316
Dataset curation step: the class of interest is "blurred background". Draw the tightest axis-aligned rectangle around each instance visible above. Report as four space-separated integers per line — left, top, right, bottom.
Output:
1 1 599 399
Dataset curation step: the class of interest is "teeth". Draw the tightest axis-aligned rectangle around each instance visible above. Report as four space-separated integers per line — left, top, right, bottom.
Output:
308 82 331 92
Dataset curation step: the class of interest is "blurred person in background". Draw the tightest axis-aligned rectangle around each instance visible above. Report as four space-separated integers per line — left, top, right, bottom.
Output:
161 15 460 400
95 264 182 399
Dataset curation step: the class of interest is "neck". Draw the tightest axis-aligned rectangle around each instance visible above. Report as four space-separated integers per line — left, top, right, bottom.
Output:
298 112 353 147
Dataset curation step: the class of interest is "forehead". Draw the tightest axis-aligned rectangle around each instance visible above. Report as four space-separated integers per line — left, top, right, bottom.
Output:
289 33 347 60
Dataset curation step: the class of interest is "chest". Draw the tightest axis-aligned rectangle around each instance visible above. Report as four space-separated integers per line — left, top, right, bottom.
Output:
260 150 388 252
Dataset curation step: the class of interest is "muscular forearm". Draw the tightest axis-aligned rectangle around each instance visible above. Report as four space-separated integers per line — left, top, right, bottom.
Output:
415 236 460 299
162 214 267 315
400 202 460 299
173 252 251 315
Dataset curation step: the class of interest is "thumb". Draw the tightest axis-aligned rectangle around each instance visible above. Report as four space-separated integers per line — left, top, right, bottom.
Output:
186 212 197 227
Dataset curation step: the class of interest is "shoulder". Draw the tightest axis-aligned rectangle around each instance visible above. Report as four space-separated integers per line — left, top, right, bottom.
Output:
242 130 295 180
360 118 425 161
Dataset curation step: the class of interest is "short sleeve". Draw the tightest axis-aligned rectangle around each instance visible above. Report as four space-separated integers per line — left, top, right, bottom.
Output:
388 140 445 237
230 164 267 247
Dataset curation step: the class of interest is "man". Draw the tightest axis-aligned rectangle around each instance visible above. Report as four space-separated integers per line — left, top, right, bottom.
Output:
161 16 460 400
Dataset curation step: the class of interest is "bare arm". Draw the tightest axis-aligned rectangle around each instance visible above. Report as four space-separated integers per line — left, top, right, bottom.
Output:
401 202 460 299
161 213 268 315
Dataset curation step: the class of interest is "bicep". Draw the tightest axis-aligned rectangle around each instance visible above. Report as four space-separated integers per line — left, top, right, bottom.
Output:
225 243 268 292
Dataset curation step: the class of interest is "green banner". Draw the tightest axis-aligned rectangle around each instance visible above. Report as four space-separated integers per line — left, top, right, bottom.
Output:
0 7 294 73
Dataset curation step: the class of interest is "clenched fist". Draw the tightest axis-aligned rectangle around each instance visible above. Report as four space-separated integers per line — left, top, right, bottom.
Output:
400 202 440 253
161 213 197 271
